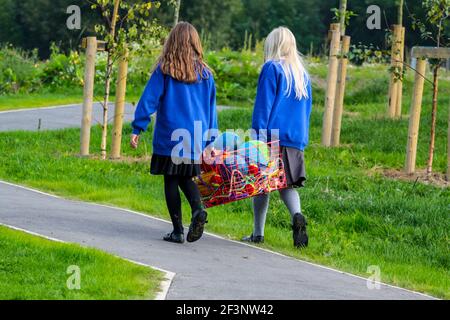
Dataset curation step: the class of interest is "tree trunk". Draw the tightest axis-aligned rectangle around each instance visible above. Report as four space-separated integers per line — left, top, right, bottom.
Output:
387 25 403 118
397 0 404 26
173 0 181 27
426 18 443 177
426 66 440 177
339 0 347 36
100 0 120 160
395 27 406 118
447 98 450 181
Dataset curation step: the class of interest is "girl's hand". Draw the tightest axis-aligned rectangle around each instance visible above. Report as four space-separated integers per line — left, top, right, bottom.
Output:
203 147 220 165
130 134 140 149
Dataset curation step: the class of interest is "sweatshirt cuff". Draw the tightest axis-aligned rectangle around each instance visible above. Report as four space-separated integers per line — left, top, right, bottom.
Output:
132 128 142 135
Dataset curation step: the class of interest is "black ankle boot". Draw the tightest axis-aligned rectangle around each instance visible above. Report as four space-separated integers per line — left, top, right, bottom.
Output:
163 232 185 244
242 234 264 243
292 213 308 248
187 209 208 243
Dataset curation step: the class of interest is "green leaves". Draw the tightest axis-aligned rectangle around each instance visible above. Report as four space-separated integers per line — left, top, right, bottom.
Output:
89 0 165 58
330 7 358 27
411 0 450 46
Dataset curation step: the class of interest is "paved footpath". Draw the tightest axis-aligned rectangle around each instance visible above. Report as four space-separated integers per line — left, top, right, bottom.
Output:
0 181 434 300
0 103 230 132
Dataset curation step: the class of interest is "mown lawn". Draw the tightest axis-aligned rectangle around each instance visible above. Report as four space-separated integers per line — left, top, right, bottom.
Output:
0 89 83 112
0 64 449 299
0 225 164 300
0 105 448 299
0 87 142 112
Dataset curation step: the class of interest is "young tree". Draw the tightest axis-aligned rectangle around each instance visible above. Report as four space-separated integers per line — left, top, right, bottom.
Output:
173 0 182 26
88 0 164 159
398 0 404 25
410 0 449 176
338 0 347 35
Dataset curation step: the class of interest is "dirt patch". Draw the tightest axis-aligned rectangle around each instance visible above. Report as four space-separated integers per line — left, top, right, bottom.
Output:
382 168 449 188
343 111 360 117
77 153 152 164
110 155 152 164
310 75 327 90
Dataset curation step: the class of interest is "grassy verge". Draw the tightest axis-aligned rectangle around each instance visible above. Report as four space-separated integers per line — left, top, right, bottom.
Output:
0 64 448 298
0 103 448 298
0 89 83 112
0 86 143 112
0 225 164 300
0 85 237 112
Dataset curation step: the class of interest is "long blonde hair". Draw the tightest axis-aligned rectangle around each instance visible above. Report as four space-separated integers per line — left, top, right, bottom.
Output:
264 27 309 100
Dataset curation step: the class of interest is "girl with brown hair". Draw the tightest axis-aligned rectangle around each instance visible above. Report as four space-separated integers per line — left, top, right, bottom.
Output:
131 22 218 244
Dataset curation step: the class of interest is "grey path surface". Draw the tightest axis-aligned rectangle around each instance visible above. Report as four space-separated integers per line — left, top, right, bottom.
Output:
0 103 135 132
0 103 231 132
0 181 433 300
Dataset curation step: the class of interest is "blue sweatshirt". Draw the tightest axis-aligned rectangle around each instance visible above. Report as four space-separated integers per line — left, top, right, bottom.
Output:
132 66 218 160
252 60 312 151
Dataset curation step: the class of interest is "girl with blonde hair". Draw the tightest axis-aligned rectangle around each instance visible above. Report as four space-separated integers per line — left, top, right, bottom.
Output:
243 27 312 247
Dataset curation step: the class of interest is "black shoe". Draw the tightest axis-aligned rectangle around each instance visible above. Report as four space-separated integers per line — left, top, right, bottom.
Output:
187 209 208 243
163 232 185 244
292 213 308 248
242 234 264 244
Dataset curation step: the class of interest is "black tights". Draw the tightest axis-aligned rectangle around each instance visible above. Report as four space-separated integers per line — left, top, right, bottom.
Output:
164 175 203 235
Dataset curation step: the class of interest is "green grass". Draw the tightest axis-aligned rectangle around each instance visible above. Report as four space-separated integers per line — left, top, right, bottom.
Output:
0 86 143 112
0 89 83 112
0 105 448 298
0 85 236 112
0 63 449 299
0 225 164 300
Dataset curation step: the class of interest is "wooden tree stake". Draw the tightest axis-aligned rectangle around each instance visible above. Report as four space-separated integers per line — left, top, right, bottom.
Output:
111 49 129 160
395 26 406 118
447 98 450 181
388 25 403 119
322 24 341 147
405 58 427 174
331 35 351 147
80 37 97 157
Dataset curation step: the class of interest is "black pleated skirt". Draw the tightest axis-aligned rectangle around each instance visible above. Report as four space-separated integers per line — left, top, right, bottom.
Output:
150 154 201 177
281 147 307 188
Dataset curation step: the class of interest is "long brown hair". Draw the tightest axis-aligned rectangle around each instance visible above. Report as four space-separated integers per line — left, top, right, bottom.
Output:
157 22 210 83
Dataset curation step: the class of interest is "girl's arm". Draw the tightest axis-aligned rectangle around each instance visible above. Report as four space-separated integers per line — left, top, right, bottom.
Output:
131 67 165 135
252 62 278 140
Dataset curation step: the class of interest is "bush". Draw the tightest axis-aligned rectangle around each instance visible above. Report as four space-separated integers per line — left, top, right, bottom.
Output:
40 44 84 89
206 47 263 105
0 45 42 94
348 43 390 66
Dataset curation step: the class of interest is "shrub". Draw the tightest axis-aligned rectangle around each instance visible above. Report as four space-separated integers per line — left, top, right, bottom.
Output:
206 48 263 105
40 44 84 89
0 45 42 94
